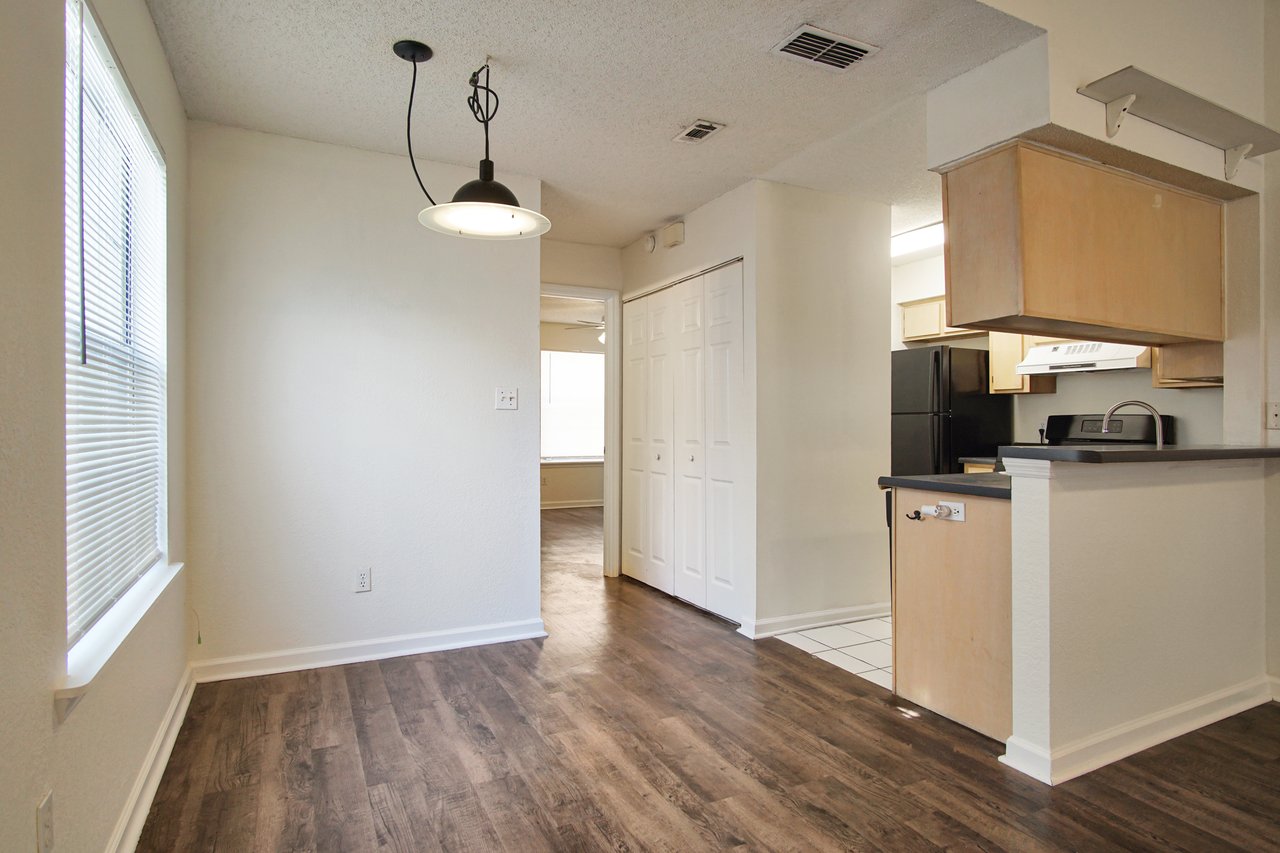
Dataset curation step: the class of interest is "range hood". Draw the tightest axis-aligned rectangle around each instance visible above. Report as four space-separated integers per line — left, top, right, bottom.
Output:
1016 341 1151 375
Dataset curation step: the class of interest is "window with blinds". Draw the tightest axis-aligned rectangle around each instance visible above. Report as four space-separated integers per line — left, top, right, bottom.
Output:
64 0 168 649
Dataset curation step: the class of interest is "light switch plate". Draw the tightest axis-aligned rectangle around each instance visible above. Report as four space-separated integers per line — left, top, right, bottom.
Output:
495 387 518 410
1268 402 1280 430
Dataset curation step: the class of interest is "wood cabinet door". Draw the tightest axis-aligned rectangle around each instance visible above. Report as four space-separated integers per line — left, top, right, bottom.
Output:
902 299 943 340
987 332 1027 393
893 488 1012 741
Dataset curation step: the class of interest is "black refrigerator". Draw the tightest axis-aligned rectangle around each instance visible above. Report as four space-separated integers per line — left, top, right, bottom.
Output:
891 346 1012 475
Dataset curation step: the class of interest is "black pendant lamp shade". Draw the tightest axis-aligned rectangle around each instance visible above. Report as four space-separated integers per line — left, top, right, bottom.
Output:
394 40 550 239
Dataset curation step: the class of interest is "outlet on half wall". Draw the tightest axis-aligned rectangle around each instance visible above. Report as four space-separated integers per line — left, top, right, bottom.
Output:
355 568 371 593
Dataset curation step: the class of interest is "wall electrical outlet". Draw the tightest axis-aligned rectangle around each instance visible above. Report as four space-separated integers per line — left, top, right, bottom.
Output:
1268 402 1280 431
495 387 518 410
355 569 371 593
37 791 53 853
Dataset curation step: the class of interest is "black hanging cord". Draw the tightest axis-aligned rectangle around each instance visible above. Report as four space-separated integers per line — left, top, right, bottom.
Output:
466 63 499 161
405 59 436 205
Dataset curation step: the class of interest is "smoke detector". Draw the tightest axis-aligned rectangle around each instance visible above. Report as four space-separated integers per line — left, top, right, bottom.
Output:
673 120 726 143
771 25 879 71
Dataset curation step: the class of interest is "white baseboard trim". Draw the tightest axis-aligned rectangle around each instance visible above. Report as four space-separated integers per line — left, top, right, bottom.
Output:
110 665 195 852
540 500 604 509
1001 675 1273 786
741 602 891 640
191 618 548 683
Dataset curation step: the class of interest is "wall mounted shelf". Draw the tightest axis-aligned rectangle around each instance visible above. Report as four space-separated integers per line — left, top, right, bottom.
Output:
1077 66 1280 180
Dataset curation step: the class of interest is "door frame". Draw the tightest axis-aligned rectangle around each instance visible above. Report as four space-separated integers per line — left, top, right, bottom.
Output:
540 282 621 577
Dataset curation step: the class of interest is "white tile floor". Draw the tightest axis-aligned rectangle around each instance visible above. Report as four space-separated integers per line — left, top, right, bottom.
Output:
776 616 894 690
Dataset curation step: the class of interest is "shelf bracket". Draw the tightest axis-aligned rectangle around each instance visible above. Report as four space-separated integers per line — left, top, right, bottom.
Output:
1105 93 1136 138
1224 143 1252 180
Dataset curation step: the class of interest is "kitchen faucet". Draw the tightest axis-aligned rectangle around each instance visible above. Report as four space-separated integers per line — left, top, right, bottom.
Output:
1101 399 1164 449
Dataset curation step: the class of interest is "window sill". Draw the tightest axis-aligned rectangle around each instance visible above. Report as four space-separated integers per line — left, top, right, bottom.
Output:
540 457 604 466
55 560 184 722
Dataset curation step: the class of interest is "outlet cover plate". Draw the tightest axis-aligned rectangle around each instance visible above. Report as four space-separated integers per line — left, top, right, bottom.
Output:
355 569 371 593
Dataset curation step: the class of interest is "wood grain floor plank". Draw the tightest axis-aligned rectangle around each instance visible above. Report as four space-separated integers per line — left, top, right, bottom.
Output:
138 508 1280 852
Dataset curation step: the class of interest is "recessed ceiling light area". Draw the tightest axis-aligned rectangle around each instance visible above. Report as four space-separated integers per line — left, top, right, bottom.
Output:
145 0 1044 247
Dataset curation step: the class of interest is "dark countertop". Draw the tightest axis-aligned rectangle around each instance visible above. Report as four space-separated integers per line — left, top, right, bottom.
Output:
877 473 1011 500
998 444 1280 464
958 456 999 465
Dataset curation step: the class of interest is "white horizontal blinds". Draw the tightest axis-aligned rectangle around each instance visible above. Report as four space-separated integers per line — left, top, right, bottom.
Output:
65 0 168 648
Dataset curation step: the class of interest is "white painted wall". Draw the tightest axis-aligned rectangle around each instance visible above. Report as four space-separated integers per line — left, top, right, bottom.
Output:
621 182 759 627
888 252 989 353
753 182 891 623
0 0 190 849
542 240 623 291
1264 0 1280 683
890 255 944 350
1005 458 1270 783
620 180 892 631
185 122 544 668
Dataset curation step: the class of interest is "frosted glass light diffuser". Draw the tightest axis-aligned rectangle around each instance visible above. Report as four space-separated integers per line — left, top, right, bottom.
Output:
418 202 551 240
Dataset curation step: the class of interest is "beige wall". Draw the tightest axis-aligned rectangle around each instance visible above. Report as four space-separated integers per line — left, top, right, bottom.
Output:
1014 373 1224 446
541 463 604 508
620 180 894 629
185 122 543 665
753 182 891 622
542 239 623 290
0 0 190 849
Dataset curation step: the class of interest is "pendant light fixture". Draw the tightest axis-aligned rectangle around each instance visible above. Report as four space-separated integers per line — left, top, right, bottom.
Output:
393 40 550 239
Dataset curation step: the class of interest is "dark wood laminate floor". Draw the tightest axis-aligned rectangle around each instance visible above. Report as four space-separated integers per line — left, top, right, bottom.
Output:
139 507 1280 851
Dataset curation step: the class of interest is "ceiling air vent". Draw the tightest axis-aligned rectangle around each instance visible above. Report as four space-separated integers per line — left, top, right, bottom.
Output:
772 25 879 71
674 120 726 143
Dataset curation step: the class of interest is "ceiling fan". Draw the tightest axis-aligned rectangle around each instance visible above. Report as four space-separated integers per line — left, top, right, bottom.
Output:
559 318 605 332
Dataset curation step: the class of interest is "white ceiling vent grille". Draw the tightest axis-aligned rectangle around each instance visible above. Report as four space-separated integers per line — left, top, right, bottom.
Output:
674 120 726 144
772 25 879 71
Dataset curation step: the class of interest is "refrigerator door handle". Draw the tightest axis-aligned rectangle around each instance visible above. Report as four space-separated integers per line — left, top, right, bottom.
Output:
929 350 939 413
930 415 939 473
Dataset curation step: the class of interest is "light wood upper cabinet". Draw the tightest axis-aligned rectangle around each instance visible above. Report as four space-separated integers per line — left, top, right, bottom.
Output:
1152 341 1224 388
988 332 1057 395
942 142 1224 346
900 295 983 342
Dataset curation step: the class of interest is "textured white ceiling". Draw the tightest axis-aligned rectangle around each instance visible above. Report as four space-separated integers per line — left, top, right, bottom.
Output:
145 0 1041 246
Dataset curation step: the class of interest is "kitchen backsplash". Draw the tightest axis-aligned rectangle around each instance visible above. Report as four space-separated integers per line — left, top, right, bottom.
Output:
1013 369 1223 446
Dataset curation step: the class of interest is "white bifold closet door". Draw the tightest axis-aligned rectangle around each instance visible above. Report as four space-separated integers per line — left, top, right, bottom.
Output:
673 276 707 607
621 299 649 584
621 261 745 622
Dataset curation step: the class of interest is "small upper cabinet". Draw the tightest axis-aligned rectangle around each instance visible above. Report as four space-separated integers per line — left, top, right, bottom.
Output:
988 332 1058 395
941 142 1224 346
900 295 983 343
1151 341 1224 388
